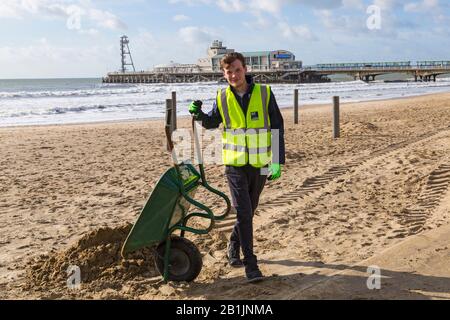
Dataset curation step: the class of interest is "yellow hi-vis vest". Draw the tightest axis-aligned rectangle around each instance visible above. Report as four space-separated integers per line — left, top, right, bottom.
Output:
216 84 272 168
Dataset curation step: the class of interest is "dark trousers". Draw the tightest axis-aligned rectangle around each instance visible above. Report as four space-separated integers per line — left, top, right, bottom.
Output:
225 165 267 272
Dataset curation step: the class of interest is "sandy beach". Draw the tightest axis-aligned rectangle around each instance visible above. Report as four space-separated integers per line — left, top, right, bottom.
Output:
1 92 450 300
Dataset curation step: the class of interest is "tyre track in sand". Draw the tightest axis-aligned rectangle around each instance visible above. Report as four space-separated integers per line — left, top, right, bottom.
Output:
214 125 450 233
396 163 450 236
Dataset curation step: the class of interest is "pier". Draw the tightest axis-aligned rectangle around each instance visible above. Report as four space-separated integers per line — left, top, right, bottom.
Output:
103 37 450 84
102 62 450 84
102 69 328 84
312 61 450 82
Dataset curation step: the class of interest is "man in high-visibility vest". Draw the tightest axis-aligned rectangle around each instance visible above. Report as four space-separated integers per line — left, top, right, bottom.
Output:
189 52 285 283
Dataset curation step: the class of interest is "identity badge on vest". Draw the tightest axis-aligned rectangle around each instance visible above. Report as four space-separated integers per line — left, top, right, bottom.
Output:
250 111 259 121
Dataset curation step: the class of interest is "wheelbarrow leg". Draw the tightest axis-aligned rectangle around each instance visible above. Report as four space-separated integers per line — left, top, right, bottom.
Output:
163 237 172 283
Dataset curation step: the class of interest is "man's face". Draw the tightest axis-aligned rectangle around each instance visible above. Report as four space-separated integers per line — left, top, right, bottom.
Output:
222 59 247 90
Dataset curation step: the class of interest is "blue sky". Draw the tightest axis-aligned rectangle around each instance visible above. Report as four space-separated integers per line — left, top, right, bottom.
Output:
0 0 449 78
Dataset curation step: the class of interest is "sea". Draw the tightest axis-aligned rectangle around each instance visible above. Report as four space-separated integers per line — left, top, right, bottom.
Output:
1 76 450 127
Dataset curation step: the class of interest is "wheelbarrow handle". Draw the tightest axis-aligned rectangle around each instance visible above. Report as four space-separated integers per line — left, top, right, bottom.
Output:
192 117 231 221
201 182 231 221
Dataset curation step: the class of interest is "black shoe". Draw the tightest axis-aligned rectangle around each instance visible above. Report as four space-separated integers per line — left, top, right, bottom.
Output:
246 269 265 283
227 256 244 268
227 243 243 268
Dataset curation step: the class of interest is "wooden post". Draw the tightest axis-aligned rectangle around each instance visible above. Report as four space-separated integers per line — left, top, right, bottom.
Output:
171 91 177 131
333 96 340 139
166 99 173 151
294 89 299 124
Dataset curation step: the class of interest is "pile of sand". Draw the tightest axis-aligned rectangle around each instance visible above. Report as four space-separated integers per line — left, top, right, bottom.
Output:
23 224 160 296
340 121 379 135
21 221 230 299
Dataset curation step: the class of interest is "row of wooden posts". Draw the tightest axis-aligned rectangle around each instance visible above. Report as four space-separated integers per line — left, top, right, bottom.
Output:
165 92 177 133
165 90 341 143
293 89 340 138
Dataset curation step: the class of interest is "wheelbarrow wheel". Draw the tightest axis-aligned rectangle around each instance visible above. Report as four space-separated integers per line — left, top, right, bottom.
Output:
155 236 203 282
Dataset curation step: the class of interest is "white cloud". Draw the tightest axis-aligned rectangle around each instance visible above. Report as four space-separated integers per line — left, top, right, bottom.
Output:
250 0 283 15
178 26 218 45
169 0 351 11
0 0 21 18
216 0 246 12
170 0 284 16
289 0 346 9
216 0 284 14
315 9 352 29
0 37 117 77
342 0 364 9
168 0 211 5
0 0 126 31
313 8 389 37
373 0 402 10
89 8 126 30
404 2 420 11
78 28 99 36
173 14 190 21
278 21 315 40
404 0 439 12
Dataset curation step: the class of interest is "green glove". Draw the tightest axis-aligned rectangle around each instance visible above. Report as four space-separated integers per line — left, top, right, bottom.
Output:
188 100 203 117
268 163 282 181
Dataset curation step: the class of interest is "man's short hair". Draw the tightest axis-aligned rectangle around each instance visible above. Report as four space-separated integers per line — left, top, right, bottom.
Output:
220 52 246 70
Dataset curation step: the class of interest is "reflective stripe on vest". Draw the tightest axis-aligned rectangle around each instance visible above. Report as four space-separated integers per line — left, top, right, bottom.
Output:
217 84 272 168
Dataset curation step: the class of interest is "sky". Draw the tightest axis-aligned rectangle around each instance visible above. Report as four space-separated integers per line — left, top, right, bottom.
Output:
0 0 449 79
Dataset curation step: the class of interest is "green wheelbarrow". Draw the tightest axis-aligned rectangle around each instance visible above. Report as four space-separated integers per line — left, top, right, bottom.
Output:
121 115 231 282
